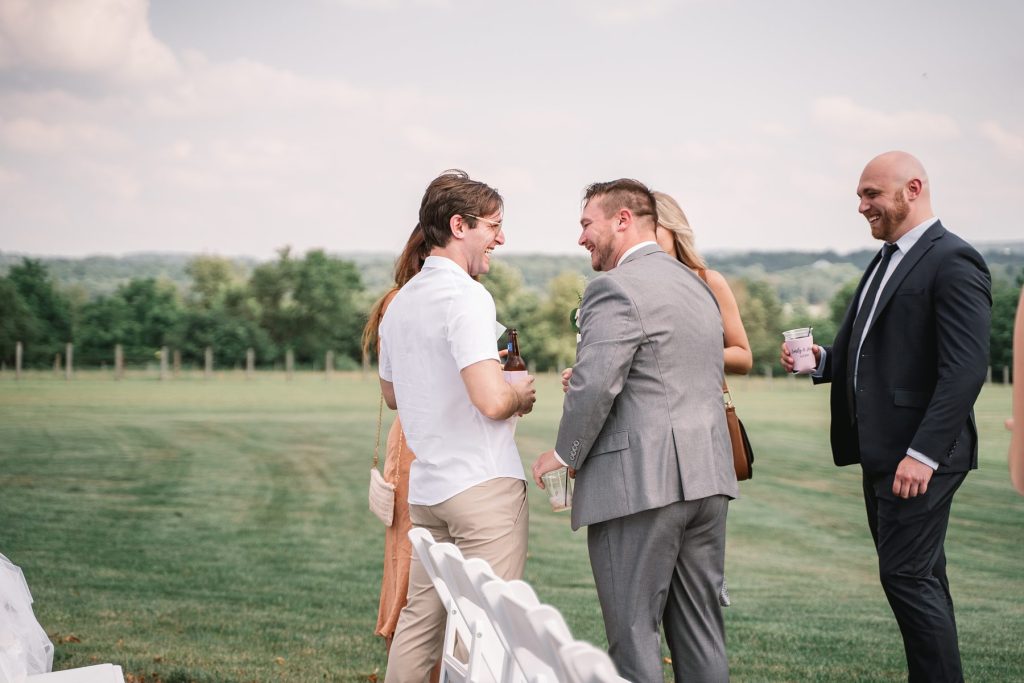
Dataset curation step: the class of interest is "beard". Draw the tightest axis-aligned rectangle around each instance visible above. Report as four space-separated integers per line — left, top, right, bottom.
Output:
591 239 617 272
871 189 911 241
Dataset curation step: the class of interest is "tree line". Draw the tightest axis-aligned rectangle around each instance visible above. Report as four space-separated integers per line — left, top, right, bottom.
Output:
0 251 1019 378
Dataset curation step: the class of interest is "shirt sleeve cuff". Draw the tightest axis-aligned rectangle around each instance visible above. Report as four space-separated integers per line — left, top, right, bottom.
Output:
907 448 939 470
553 450 568 467
811 346 827 378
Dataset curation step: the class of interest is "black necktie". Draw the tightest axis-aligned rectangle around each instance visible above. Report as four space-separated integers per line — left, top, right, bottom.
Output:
846 242 898 422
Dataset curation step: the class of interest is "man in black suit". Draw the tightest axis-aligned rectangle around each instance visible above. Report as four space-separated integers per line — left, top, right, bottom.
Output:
781 151 991 682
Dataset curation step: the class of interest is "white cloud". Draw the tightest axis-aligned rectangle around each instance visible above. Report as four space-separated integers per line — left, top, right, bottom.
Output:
979 120 1024 159
0 0 180 84
0 116 125 154
0 164 18 185
401 124 468 155
812 96 960 141
326 0 452 10
573 0 677 25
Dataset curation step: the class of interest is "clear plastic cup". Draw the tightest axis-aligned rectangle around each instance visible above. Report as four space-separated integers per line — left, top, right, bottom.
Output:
541 469 572 512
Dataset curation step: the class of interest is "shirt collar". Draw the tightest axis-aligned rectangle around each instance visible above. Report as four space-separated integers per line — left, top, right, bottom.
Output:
892 217 938 254
617 241 659 267
423 254 472 279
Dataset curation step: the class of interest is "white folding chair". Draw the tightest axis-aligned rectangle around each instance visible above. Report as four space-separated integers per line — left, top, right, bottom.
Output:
460 560 528 683
27 664 125 682
429 543 508 683
480 580 571 683
557 641 629 683
407 528 473 683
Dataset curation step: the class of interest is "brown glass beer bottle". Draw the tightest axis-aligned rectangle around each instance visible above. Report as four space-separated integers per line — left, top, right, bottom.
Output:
503 328 526 372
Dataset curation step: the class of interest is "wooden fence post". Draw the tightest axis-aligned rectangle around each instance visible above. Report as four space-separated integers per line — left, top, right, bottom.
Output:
205 346 213 380
246 348 255 379
54 352 61 376
987 366 993 384
764 364 772 389
65 343 73 381
160 346 169 380
173 349 181 377
325 351 334 380
115 344 124 380
1004 366 1010 385
286 349 294 381
15 341 22 381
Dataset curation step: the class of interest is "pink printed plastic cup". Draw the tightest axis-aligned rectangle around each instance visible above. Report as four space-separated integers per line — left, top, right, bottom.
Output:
783 327 815 374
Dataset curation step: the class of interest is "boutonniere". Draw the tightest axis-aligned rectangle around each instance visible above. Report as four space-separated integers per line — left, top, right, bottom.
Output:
570 291 583 335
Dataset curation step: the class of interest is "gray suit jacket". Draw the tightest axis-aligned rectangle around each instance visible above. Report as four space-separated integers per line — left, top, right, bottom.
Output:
556 244 739 530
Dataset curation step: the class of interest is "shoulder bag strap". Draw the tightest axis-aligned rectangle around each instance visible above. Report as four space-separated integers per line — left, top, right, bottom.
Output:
372 393 384 469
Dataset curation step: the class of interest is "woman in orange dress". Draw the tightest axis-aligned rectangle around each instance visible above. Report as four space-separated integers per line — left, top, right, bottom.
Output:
361 225 428 650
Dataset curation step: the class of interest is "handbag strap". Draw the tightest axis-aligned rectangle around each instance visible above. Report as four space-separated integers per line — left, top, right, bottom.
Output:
372 393 384 469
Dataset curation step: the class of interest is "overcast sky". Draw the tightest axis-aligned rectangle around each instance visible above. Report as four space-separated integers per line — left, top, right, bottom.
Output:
1 0 1022 260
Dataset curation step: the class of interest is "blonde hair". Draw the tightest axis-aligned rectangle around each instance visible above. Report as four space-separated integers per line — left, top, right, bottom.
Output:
653 191 707 270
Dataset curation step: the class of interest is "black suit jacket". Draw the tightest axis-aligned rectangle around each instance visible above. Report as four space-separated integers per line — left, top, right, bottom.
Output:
815 221 991 474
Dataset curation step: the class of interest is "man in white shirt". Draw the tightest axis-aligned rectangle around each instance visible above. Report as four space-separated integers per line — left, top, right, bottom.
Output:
781 151 991 682
379 170 536 683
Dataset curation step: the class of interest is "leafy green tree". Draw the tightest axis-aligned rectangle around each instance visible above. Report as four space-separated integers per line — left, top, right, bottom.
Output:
482 262 542 366
734 278 785 375
172 310 276 368
0 277 40 365
248 247 365 365
828 279 860 333
527 271 586 372
990 271 1022 379
185 255 245 310
77 278 182 366
249 247 300 360
4 259 74 366
173 255 271 367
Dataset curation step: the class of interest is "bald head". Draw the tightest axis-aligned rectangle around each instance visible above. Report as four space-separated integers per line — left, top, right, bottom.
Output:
857 151 934 242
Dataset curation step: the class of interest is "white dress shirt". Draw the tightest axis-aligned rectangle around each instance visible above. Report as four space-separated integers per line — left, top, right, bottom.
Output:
379 255 525 505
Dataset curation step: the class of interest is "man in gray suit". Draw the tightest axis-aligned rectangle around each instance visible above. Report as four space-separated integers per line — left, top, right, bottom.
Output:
532 179 738 682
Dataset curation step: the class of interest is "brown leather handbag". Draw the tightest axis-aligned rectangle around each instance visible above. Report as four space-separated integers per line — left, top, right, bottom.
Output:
724 382 754 480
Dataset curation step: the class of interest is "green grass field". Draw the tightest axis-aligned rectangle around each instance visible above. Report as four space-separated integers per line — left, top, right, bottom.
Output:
1 373 1022 682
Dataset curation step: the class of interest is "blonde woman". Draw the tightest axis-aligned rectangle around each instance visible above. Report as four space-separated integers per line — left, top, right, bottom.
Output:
653 190 752 606
653 191 753 375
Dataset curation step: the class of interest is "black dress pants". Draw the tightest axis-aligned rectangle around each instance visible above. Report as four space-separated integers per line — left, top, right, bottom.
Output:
862 469 967 683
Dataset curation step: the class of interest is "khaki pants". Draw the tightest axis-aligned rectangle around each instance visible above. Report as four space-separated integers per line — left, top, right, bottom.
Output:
384 477 529 683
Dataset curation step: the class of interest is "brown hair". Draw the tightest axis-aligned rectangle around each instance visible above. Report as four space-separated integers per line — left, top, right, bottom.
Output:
653 191 707 270
582 178 658 227
361 224 429 363
419 169 503 250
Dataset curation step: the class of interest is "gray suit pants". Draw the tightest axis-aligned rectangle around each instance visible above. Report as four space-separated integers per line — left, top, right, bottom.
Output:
588 495 730 683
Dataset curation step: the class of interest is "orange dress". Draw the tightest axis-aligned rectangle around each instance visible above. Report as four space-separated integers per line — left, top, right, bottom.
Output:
375 416 415 640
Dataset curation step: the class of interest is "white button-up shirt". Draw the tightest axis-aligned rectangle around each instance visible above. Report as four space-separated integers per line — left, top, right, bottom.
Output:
379 255 525 505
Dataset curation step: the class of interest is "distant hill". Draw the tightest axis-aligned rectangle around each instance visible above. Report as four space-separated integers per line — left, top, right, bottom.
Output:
3 241 1021 308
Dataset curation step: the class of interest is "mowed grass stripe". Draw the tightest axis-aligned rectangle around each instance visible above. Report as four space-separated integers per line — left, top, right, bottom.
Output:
1 375 1021 682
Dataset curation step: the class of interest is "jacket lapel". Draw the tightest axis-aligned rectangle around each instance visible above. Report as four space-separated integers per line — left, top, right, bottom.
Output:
869 221 945 328
836 249 884 348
